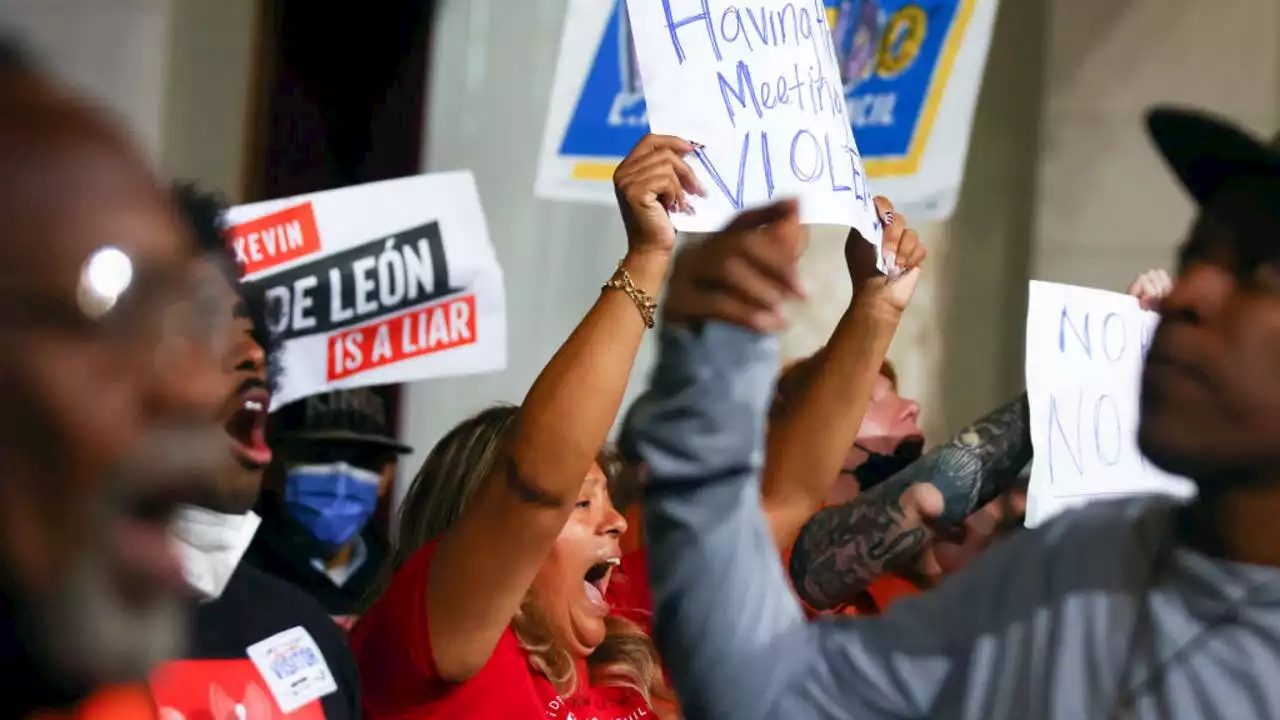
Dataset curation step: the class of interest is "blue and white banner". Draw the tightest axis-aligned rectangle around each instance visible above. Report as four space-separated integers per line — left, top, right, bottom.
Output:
535 0 999 222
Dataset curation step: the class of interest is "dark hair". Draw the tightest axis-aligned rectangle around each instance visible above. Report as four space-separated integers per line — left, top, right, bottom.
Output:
170 183 282 391
0 33 37 73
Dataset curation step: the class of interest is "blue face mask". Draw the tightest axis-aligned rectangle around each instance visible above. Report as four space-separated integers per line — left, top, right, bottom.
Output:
284 462 382 551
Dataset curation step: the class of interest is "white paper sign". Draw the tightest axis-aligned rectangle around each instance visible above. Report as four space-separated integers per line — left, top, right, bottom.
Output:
1024 281 1196 527
536 0 1001 225
225 172 507 410
626 0 882 246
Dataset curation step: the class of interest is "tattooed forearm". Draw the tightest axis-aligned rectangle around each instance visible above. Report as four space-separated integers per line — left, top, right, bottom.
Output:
790 480 930 610
789 393 1031 610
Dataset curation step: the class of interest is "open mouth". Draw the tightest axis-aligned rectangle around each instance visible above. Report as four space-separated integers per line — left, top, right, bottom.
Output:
582 557 621 610
225 385 272 469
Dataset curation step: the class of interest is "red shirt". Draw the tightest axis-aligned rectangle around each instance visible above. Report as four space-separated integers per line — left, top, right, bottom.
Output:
605 549 654 634
350 541 652 720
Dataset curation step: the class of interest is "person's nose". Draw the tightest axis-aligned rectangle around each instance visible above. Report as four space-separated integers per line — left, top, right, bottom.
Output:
229 329 266 376
1160 263 1232 327
601 505 628 539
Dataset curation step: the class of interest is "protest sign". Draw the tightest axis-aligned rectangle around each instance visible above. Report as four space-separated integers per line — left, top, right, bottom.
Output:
1024 281 1195 527
622 0 880 241
534 0 999 223
225 172 507 411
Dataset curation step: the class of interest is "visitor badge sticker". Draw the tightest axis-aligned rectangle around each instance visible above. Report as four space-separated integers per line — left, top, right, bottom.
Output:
246 626 338 713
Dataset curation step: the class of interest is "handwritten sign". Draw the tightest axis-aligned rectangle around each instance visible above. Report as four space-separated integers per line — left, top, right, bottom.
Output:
1024 281 1196 527
536 0 1000 223
625 0 882 245
225 172 507 410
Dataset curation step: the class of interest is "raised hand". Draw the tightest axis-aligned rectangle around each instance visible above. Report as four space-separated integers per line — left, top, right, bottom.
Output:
1126 268 1171 311
663 199 805 333
613 134 705 257
844 197 927 318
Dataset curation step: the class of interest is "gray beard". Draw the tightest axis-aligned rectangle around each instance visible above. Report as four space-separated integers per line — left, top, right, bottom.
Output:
30 547 187 689
15 424 226 691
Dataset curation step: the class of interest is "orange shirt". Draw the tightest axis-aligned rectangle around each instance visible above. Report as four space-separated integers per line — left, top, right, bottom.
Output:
848 574 921 616
30 685 155 720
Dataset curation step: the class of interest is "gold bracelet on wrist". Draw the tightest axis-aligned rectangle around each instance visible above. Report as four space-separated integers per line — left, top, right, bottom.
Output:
602 261 657 329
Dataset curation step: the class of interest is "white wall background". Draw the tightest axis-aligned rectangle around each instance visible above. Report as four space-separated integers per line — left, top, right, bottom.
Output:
1 0 174 160
1 0 256 198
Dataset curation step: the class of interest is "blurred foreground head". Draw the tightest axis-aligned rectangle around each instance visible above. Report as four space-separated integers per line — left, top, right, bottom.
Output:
1138 108 1280 487
0 48 226 705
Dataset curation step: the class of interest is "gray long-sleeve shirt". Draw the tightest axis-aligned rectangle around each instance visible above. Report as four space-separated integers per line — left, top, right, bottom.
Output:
627 323 1280 720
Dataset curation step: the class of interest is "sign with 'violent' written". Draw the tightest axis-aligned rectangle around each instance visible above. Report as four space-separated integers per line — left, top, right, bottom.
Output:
225 172 507 410
1023 281 1195 528
628 0 881 242
535 0 998 222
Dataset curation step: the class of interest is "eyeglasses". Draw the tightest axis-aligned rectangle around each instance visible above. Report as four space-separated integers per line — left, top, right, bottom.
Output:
1 245 233 367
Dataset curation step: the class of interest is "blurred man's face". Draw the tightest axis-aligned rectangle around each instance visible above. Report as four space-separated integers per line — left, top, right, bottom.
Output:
1139 177 1280 484
0 78 226 692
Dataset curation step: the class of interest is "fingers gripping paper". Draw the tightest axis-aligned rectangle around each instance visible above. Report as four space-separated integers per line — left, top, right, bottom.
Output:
1024 281 1195 528
626 0 882 248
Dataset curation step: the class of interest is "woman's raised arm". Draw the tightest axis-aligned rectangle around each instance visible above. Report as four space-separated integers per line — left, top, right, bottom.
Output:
427 135 702 681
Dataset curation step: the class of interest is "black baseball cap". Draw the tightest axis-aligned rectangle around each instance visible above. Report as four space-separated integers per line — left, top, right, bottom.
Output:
272 387 412 454
1147 106 1280 206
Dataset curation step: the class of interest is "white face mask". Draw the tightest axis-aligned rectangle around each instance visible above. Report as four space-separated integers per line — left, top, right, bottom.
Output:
170 506 262 600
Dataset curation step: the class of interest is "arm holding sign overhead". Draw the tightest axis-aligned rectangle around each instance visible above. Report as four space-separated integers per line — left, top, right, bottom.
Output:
761 198 926 554
426 137 696 681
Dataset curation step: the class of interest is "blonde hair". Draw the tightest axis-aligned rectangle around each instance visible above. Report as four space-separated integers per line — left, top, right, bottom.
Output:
371 404 674 712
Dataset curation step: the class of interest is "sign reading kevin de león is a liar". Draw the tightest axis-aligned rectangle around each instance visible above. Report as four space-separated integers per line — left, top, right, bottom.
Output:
225 172 507 410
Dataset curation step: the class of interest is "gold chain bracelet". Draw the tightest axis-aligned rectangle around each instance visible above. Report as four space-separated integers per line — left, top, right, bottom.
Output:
602 261 657 329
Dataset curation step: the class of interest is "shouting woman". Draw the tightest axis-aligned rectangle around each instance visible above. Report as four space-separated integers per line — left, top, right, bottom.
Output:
350 135 703 719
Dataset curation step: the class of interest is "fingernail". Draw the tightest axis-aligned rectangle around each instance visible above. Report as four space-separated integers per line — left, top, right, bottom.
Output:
695 182 708 197
883 210 895 226
688 140 705 150
883 251 897 268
